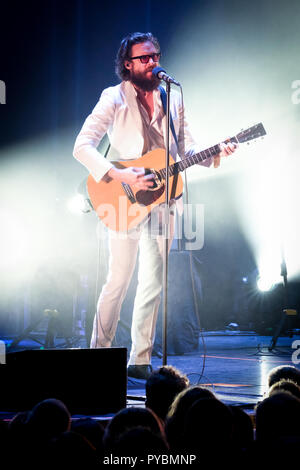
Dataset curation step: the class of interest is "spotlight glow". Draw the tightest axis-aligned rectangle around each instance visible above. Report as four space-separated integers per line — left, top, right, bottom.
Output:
256 264 281 292
0 208 30 271
67 194 86 215
257 276 275 292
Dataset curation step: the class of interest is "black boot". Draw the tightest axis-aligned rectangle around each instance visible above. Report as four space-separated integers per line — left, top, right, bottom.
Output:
127 364 153 380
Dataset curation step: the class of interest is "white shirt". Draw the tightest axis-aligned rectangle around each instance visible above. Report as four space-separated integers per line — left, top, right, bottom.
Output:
136 88 166 154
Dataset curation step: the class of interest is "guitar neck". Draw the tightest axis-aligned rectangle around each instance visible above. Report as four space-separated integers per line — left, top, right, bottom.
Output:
159 136 238 179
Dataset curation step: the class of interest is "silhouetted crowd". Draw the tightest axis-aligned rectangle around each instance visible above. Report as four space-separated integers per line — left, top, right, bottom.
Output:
1 364 300 468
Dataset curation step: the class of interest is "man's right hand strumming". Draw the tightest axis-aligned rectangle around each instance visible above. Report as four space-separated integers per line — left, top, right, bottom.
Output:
108 166 154 190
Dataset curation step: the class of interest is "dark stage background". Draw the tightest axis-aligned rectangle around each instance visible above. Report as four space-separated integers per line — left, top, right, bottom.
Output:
1 0 300 347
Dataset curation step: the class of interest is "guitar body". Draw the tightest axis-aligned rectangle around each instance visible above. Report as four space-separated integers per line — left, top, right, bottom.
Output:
87 148 183 232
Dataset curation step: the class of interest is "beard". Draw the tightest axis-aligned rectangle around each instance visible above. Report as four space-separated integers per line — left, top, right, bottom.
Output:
130 69 161 91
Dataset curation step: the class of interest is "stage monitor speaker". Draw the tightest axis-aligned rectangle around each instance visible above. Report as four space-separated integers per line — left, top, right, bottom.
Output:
1 348 127 415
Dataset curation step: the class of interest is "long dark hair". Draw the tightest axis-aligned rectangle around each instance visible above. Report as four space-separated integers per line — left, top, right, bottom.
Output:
115 32 160 81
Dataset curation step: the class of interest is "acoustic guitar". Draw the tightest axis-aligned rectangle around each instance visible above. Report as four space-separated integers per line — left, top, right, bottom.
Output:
87 123 266 232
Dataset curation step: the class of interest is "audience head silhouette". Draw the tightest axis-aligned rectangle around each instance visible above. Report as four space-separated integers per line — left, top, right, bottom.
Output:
145 365 189 421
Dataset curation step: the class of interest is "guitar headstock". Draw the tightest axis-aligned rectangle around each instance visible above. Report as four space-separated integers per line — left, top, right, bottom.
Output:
235 123 266 144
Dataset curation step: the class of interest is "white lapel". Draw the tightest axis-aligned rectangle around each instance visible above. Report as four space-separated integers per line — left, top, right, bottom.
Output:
121 81 144 138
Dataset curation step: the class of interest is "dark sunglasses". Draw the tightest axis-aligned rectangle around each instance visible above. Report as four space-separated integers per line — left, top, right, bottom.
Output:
129 52 161 64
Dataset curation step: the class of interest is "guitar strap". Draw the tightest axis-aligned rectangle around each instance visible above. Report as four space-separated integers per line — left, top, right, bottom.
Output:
159 85 179 151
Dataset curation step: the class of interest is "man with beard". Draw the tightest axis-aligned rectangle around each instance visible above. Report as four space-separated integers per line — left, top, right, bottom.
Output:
73 32 236 379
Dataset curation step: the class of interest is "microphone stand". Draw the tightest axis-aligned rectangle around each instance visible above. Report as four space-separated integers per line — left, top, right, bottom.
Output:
162 81 171 366
269 249 297 351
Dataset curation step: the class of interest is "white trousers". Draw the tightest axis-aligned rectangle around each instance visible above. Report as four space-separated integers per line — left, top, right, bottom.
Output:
90 205 175 365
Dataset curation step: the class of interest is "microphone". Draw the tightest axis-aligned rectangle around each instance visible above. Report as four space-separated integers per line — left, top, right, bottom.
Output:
152 66 181 86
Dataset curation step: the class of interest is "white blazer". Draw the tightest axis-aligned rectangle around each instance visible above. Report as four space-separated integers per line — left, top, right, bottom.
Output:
73 80 212 183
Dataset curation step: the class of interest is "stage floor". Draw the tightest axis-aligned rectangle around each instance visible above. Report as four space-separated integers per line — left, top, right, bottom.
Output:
127 331 300 410
2 331 299 419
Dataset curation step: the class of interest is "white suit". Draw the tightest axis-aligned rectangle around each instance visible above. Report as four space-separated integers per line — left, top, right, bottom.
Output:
73 80 212 365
